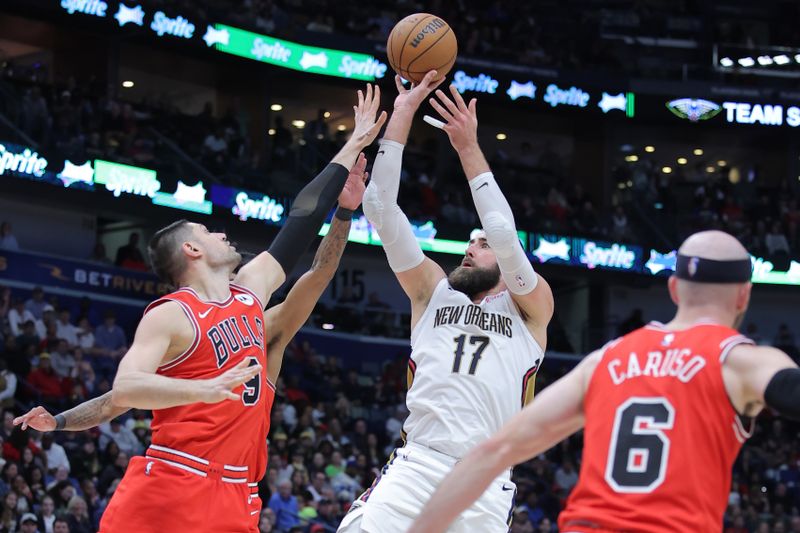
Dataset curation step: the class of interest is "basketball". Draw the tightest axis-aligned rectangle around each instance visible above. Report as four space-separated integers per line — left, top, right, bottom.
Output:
387 13 458 84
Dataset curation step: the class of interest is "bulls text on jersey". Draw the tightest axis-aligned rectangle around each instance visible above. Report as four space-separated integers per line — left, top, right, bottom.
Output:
207 315 264 367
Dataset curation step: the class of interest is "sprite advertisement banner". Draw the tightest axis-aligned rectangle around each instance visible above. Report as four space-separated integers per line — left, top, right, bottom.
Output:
212 24 387 81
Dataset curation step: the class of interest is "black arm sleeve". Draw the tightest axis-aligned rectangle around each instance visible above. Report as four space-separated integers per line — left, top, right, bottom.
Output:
267 162 349 276
764 368 800 420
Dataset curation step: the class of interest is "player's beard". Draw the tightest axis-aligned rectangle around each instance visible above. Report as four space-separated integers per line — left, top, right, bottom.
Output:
448 263 501 299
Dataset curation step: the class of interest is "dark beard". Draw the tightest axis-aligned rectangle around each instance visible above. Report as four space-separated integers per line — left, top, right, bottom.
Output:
448 264 501 299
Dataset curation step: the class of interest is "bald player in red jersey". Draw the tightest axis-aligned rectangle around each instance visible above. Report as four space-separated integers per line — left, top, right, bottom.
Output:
409 230 800 533
25 86 386 533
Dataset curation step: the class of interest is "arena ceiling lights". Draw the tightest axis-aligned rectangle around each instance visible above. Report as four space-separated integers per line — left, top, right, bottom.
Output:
715 44 800 78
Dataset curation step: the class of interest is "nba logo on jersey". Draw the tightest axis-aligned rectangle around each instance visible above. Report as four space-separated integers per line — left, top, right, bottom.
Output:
661 333 674 347
235 293 254 306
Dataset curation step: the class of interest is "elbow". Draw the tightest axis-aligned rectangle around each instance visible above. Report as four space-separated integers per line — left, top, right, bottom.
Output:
110 388 128 408
111 379 132 408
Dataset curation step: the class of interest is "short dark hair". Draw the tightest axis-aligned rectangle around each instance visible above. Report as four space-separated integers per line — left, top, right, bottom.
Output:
148 220 192 287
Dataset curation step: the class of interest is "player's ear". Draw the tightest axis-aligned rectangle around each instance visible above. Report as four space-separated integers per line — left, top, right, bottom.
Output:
182 240 202 259
736 282 752 313
667 276 680 306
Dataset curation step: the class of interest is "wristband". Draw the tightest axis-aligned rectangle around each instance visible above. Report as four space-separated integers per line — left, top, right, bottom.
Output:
54 414 66 431
334 207 354 221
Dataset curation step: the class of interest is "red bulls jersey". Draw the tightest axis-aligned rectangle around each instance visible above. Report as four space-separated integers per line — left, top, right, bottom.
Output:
559 322 753 533
144 283 275 482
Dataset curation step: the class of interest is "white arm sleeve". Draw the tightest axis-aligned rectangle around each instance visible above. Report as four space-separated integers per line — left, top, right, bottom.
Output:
469 172 538 295
362 139 425 273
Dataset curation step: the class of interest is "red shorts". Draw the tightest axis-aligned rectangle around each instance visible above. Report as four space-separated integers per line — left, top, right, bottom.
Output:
99 456 261 533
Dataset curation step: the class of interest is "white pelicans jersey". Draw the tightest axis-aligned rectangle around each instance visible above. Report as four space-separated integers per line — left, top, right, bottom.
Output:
404 278 545 458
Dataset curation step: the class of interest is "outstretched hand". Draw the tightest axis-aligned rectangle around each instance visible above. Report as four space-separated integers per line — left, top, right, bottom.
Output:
14 406 57 432
393 70 444 112
428 85 479 154
338 152 369 210
349 84 388 149
199 358 262 404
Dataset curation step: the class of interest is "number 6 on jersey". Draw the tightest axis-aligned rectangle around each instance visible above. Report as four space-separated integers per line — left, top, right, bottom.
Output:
605 397 675 493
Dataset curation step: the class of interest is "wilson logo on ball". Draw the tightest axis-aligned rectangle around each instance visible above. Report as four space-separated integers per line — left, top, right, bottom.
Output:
410 18 447 47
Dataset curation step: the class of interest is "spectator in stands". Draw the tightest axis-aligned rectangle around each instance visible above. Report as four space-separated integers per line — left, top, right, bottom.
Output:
307 471 327 503
538 517 555 532
259 508 275 533
41 434 69 475
75 318 94 352
555 460 579 493
88 243 111 265
55 310 78 349
19 512 38 533
16 321 41 353
766 221 791 258
511 508 535 533
64 496 91 533
114 233 146 271
37 496 56 533
611 206 630 241
26 354 64 407
25 288 47 321
315 498 339 529
268 479 299 531
97 451 127 497
8 299 35 337
48 340 75 380
98 420 141 457
0 221 19 251
0 490 19 531
0 360 17 409
35 305 54 341
52 517 69 533
93 310 127 360
203 125 228 171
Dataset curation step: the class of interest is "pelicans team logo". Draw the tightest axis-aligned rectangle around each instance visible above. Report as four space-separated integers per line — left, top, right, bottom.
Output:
506 81 537 101
645 250 677 275
666 98 722 122
203 26 230 47
532 237 571 263
114 3 144 26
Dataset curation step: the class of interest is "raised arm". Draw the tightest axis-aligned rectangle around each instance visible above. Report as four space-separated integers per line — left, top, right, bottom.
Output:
234 84 387 305
14 392 129 432
429 86 554 345
408 351 600 533
111 302 261 409
262 155 367 383
363 72 446 330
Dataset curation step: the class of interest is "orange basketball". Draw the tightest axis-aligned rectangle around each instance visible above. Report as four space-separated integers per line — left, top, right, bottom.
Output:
387 13 457 84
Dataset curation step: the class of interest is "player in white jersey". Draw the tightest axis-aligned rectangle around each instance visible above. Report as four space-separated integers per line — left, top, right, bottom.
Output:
337 71 554 533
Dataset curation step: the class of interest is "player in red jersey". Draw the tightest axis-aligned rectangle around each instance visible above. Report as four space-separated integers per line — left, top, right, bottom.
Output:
10 86 385 533
408 230 800 533
14 152 368 532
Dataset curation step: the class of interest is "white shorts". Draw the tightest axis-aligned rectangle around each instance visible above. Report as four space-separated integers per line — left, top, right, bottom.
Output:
337 442 516 533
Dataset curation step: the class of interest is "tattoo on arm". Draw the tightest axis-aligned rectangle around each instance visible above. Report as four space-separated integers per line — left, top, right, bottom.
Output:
310 216 351 274
61 392 130 431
